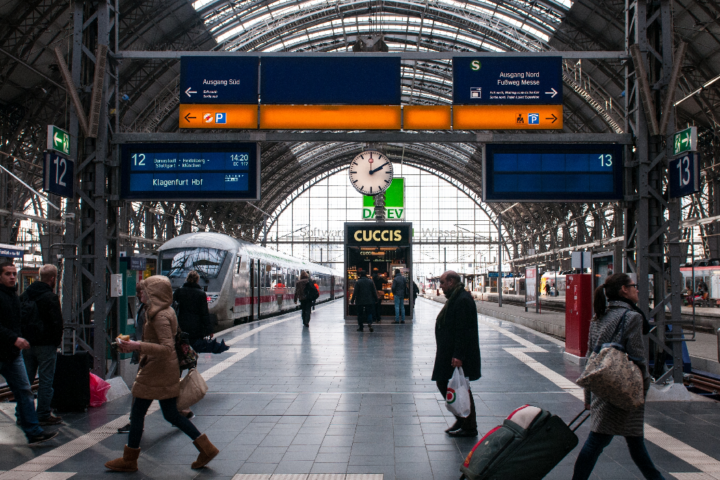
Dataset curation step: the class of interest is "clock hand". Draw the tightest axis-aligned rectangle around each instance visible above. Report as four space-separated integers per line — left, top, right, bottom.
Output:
369 162 389 174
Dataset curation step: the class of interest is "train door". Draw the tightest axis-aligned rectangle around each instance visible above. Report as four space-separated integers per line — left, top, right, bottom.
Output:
331 276 335 300
250 260 255 321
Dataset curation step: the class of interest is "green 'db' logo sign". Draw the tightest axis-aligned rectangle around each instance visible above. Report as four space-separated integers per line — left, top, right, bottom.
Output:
470 60 481 71
446 388 456 404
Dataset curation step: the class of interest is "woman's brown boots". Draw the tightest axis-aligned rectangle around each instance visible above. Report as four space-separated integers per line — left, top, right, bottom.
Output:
191 434 219 469
105 445 140 472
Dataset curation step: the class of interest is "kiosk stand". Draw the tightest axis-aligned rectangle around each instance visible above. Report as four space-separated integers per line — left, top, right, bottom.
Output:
344 222 413 322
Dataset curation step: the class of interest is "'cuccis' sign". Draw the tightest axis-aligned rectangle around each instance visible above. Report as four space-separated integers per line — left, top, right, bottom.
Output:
345 223 412 246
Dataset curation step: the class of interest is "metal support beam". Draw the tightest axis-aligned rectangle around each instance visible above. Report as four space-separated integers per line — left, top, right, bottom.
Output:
115 51 629 60
113 132 633 144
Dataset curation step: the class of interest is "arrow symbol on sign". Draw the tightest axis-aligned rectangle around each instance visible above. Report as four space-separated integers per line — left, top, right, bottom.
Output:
545 113 558 123
545 88 558 98
184 113 196 122
185 87 197 97
54 132 63 146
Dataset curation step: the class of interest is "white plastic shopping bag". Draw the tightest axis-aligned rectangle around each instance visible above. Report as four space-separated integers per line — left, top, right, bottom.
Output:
445 367 471 418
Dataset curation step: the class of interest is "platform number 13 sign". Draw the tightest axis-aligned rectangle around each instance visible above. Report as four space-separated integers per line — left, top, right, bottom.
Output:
43 152 74 198
669 153 700 199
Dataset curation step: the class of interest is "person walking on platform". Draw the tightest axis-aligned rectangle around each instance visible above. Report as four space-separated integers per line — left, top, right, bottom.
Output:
372 268 384 323
173 271 212 346
572 273 664 480
108 275 218 472
432 270 481 438
118 280 147 434
391 269 407 324
294 271 312 327
312 280 319 310
351 269 377 332
19 264 64 426
0 260 57 445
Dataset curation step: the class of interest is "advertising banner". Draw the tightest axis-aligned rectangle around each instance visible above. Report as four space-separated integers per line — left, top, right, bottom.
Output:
363 178 404 220
525 266 537 308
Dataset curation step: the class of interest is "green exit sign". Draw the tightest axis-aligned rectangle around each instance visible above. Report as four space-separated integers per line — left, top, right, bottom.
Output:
47 125 70 156
673 126 697 156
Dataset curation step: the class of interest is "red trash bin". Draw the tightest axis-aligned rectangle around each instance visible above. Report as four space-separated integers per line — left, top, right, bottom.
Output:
565 274 593 358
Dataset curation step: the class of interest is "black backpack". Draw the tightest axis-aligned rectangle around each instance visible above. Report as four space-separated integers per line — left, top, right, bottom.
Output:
20 295 44 344
305 282 319 301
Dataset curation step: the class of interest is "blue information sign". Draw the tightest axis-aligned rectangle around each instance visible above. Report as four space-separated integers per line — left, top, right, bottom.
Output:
484 144 623 202
43 152 74 198
261 57 401 105
180 57 259 104
453 57 563 105
669 153 700 198
120 143 260 200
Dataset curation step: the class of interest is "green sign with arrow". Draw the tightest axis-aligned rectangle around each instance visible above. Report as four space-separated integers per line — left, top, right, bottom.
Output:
672 126 697 157
47 125 70 156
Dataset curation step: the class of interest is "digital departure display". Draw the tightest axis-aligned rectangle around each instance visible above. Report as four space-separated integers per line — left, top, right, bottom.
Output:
483 144 623 202
120 143 260 200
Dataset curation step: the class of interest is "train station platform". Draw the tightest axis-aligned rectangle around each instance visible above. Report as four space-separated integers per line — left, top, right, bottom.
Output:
1 298 720 480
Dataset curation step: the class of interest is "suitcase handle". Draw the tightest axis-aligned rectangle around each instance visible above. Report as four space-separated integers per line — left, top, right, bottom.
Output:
568 408 591 433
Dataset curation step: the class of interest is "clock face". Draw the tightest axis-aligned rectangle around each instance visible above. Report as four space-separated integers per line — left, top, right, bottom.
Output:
349 151 394 196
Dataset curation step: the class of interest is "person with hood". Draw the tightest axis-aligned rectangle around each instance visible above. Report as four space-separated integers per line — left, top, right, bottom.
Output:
107 275 218 472
0 260 57 445
173 270 212 345
294 271 312 327
433 270 481 438
350 269 378 332
572 273 663 480
19 264 64 426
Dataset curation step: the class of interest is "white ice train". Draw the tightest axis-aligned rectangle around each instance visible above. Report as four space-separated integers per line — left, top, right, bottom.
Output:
158 232 344 330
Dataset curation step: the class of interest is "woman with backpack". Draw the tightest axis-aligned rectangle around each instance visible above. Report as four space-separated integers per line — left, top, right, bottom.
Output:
107 275 218 472
572 273 663 480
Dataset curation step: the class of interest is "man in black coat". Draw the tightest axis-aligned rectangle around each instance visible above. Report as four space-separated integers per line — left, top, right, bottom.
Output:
432 270 481 437
350 269 378 332
0 260 57 444
173 270 212 345
19 264 64 425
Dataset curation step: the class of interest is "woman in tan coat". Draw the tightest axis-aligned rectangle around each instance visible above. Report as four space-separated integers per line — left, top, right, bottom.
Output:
106 275 218 472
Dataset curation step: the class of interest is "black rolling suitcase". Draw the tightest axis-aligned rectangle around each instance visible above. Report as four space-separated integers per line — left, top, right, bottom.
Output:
51 328 91 412
460 405 589 480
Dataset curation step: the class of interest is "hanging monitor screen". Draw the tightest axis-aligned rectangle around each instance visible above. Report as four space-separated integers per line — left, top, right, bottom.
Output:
120 143 260 200
483 144 623 202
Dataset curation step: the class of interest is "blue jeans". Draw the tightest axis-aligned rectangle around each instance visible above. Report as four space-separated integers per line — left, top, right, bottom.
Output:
129 397 200 448
20 346 57 420
0 354 44 438
572 431 665 480
394 296 405 322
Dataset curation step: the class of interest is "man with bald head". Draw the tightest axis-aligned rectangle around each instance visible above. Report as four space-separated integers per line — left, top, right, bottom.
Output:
432 270 481 437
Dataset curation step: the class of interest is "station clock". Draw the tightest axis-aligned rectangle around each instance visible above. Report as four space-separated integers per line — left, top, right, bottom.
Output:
348 150 394 196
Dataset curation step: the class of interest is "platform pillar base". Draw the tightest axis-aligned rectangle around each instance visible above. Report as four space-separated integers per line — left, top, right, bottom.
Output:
563 351 587 366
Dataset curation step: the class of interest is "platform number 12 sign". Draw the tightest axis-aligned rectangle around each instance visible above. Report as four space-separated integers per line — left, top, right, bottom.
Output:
669 153 700 199
43 151 74 198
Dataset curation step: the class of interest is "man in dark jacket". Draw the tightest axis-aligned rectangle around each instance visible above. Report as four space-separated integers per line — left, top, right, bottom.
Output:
0 260 57 444
173 271 212 344
294 271 312 327
432 270 481 438
371 268 384 323
350 269 378 332
391 269 407 324
19 264 64 425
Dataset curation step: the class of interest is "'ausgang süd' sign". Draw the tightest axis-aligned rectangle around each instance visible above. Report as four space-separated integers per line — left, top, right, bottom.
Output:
345 223 412 246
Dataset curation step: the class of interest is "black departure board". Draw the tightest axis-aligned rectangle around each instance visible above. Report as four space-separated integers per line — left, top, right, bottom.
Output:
483 144 623 202
120 143 260 200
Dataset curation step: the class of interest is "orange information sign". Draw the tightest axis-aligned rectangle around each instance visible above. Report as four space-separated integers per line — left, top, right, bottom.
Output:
453 105 563 130
260 105 401 130
179 104 257 129
403 106 451 130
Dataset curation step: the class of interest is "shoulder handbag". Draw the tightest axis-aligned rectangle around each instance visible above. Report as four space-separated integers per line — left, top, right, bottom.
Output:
175 327 198 371
576 310 645 411
177 368 208 411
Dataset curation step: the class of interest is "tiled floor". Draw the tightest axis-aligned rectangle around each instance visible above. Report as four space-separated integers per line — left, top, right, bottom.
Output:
1 298 720 479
